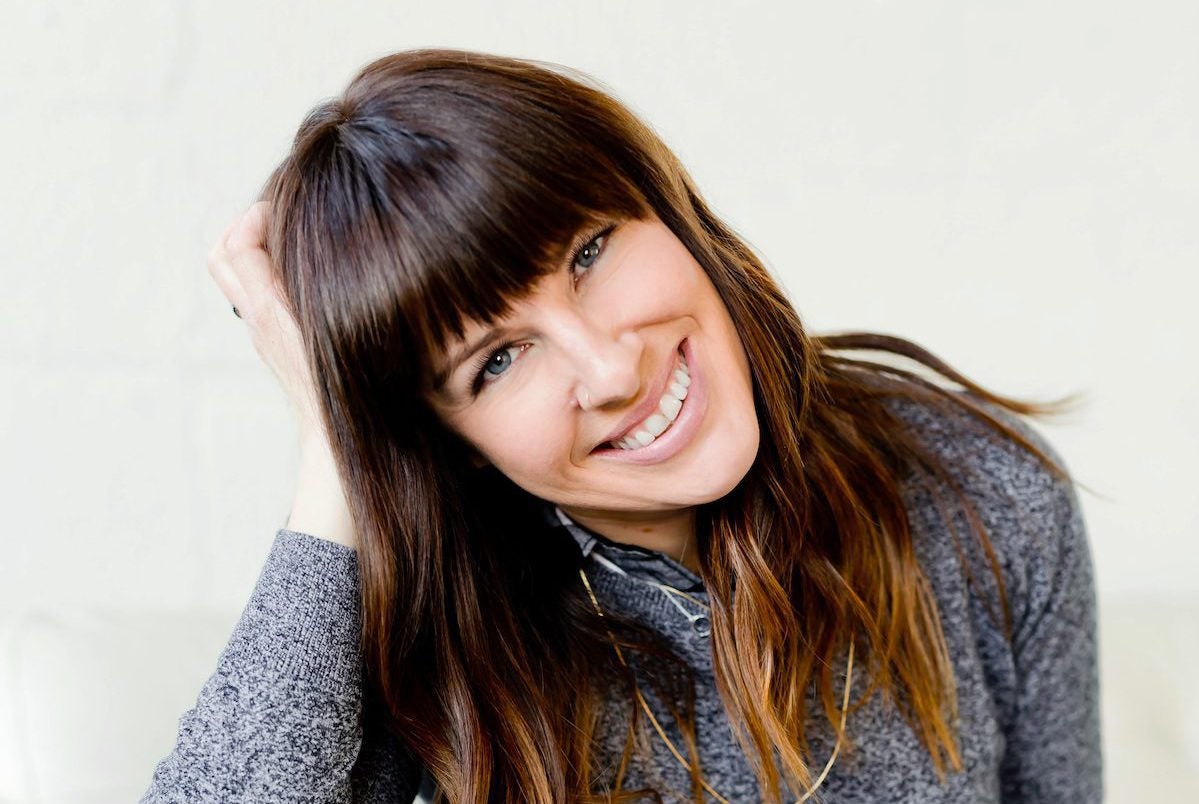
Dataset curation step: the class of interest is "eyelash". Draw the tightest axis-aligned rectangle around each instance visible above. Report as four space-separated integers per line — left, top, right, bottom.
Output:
467 222 617 395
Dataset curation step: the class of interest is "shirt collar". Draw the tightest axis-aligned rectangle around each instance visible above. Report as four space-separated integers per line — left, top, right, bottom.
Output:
542 501 705 592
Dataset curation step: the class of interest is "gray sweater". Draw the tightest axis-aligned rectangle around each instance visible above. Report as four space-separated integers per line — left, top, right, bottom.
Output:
140 396 1102 802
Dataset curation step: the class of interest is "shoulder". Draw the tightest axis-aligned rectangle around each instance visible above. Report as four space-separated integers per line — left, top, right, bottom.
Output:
882 389 1072 510
881 389 1078 545
879 390 1094 652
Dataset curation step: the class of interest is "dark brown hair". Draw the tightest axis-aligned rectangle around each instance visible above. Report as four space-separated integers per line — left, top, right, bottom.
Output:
258 48 1083 803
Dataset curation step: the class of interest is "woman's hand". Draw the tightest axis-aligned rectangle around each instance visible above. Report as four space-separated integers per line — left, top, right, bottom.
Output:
207 202 325 442
207 202 357 549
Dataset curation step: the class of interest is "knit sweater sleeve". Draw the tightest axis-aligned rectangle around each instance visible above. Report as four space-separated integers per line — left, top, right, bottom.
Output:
139 528 421 803
995 444 1103 802
889 392 1103 802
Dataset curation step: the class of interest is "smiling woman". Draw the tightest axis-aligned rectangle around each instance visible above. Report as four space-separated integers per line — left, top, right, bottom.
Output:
425 214 759 566
144 48 1101 803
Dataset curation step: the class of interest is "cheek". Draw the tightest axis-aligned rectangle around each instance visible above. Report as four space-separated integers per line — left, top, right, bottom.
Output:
625 250 704 315
467 394 575 482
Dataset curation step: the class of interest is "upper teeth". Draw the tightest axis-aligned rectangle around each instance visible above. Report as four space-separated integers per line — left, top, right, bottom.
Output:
611 350 692 450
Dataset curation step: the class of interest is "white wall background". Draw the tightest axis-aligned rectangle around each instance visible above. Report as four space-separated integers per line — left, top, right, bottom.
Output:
1 0 1195 800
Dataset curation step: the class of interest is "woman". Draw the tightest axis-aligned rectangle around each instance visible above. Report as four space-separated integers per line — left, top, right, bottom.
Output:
144 48 1101 803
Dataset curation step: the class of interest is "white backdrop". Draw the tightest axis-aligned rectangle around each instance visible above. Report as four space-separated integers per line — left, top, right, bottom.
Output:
1 0 1195 800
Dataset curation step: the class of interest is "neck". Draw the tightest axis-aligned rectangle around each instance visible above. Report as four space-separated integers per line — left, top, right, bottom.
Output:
557 504 701 575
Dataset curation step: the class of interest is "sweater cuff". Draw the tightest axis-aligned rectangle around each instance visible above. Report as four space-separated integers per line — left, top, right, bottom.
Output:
222 528 363 693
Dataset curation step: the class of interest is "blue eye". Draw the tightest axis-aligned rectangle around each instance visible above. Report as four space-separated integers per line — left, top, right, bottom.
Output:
470 341 528 393
569 223 616 281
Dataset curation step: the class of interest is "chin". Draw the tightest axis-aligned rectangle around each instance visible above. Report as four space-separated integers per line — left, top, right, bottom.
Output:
681 431 760 504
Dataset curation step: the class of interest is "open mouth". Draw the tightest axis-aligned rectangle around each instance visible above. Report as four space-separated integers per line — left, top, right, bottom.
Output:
599 345 691 451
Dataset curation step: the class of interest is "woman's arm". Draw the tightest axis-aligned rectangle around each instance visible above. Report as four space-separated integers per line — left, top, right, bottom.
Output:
894 391 1104 801
998 457 1103 802
143 204 422 799
139 528 371 802
140 437 422 801
287 431 358 550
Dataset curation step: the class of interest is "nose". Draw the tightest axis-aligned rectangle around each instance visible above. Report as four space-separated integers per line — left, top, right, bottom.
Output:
570 328 643 412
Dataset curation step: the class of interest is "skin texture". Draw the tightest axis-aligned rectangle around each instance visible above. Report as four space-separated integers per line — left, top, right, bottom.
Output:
426 214 760 571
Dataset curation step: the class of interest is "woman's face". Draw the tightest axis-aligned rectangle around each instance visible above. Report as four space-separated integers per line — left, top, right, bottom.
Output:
425 212 759 522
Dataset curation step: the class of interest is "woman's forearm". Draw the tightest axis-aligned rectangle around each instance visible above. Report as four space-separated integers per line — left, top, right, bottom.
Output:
140 530 368 802
287 433 357 551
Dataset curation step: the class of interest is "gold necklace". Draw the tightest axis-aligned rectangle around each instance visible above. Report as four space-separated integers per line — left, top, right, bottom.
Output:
578 567 855 804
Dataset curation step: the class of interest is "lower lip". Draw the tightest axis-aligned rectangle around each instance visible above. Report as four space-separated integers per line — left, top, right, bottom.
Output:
589 337 708 465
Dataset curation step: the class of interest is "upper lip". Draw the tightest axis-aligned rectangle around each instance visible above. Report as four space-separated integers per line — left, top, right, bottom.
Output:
594 342 683 450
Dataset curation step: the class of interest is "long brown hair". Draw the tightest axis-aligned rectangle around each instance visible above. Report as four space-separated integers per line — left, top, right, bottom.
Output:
258 48 1084 803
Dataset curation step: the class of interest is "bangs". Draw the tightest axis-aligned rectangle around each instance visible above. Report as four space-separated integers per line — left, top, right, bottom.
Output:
267 52 662 405
337 68 654 392
404 183 650 396
411 199 642 394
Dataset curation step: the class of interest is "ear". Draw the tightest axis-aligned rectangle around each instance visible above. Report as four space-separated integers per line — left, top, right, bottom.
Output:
468 449 490 469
